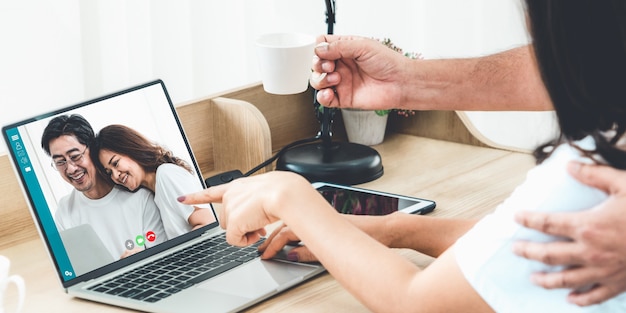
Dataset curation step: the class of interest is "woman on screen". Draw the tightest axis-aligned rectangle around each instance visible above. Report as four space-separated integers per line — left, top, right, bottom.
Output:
91 124 216 239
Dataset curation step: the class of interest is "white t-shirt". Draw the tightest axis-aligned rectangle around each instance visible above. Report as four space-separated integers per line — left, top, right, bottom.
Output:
154 164 206 239
55 186 167 260
454 136 626 312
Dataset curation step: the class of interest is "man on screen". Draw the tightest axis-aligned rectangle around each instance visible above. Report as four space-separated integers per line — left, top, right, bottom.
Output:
41 114 167 260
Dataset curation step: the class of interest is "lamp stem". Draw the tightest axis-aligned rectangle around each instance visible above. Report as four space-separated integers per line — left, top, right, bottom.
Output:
325 0 336 35
316 97 334 146
315 0 337 147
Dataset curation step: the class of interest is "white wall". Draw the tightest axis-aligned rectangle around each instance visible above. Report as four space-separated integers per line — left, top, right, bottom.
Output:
0 0 556 155
1 1 85 150
0 0 324 154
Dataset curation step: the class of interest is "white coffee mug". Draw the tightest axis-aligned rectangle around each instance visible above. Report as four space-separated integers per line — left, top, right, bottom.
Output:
0 256 24 313
255 32 316 95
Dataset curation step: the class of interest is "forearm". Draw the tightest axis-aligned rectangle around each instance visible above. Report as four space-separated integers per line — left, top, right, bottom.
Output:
188 206 216 229
280 197 422 312
344 213 478 257
402 45 552 111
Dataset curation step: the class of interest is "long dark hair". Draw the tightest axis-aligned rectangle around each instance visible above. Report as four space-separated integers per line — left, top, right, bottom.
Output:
91 124 192 175
527 0 626 168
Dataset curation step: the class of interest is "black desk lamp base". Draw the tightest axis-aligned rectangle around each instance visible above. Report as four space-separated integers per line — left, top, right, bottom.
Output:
275 141 383 185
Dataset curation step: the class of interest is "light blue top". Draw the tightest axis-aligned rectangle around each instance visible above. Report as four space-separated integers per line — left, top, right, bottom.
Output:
454 136 626 312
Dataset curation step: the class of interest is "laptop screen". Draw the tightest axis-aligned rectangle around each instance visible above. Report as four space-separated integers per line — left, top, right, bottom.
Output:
2 80 218 285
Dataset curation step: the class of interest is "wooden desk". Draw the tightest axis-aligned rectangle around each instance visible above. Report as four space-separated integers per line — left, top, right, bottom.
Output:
1 133 534 313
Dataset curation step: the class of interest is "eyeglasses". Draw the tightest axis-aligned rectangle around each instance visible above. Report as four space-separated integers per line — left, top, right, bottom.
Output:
51 146 88 171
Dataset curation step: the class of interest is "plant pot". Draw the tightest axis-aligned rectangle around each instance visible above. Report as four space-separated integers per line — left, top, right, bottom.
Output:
341 109 389 146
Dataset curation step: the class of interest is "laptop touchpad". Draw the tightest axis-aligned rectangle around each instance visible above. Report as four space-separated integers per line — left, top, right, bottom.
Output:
198 259 312 299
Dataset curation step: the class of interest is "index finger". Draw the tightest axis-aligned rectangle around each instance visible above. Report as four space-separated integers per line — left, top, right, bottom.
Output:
177 184 228 205
514 210 580 238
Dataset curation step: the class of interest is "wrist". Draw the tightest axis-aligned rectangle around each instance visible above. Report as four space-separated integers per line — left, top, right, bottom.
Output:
403 58 472 111
380 212 405 248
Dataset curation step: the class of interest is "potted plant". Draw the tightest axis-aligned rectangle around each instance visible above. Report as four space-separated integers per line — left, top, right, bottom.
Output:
342 38 421 146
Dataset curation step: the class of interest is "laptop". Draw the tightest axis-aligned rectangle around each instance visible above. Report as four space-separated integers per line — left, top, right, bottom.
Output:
2 79 325 313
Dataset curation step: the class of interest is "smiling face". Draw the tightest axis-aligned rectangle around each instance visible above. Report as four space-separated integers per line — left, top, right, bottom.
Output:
48 135 103 198
98 148 146 192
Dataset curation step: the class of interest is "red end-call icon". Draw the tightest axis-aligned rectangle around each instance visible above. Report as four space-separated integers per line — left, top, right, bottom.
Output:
146 231 156 242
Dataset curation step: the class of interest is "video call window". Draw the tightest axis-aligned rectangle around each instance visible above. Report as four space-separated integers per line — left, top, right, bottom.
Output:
5 82 216 279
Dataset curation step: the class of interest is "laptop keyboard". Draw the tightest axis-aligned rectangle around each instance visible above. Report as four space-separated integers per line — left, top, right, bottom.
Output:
87 233 264 303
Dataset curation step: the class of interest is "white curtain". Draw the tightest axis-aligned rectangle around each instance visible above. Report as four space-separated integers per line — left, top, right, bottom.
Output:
0 0 555 155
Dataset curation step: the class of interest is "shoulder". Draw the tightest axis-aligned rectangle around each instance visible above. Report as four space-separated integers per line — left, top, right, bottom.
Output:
497 137 607 214
156 163 196 183
156 163 190 176
155 164 203 193
530 137 599 178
